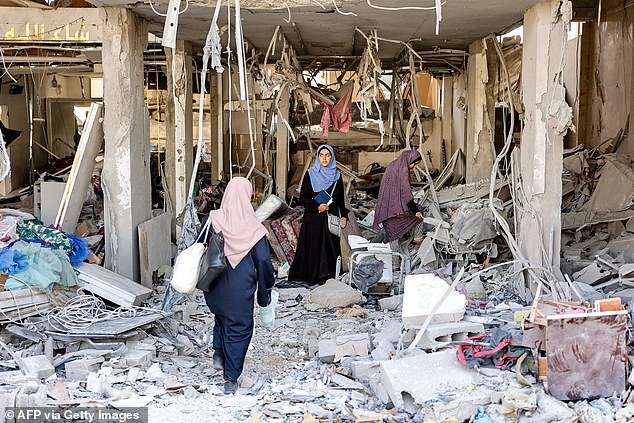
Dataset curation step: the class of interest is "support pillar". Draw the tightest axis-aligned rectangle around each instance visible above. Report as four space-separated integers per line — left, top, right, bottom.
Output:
165 40 193 217
518 0 570 275
465 39 496 183
210 72 223 181
275 88 289 200
441 76 454 164
101 7 152 281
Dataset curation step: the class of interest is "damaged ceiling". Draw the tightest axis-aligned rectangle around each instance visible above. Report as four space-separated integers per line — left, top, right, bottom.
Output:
85 0 541 62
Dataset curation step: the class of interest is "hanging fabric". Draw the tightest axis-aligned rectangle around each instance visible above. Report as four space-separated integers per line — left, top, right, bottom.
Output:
312 82 354 138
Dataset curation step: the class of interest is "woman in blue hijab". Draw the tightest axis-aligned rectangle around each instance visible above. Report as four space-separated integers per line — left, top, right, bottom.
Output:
289 144 349 285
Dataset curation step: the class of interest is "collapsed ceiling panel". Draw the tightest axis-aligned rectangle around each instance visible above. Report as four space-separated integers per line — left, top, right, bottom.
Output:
85 0 542 60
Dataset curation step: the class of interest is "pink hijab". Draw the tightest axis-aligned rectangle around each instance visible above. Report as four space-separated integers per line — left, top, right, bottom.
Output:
209 177 268 269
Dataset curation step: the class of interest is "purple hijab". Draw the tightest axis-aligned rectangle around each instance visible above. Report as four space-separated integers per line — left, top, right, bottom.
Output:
373 149 422 229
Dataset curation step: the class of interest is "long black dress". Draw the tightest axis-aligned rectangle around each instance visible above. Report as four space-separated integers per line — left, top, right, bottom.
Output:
288 174 349 285
204 236 275 382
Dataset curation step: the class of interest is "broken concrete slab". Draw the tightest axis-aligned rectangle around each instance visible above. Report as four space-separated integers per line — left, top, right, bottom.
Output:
308 279 366 309
318 339 336 363
401 274 466 329
572 262 614 285
21 355 55 379
334 333 370 362
379 349 480 409
122 349 154 368
64 357 104 381
404 321 485 350
378 295 403 311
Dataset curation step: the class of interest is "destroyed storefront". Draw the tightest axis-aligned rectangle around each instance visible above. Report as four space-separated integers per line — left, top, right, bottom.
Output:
1 0 634 422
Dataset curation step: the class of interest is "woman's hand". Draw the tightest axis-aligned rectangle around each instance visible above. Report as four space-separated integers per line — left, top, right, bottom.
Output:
318 204 329 213
415 211 423 219
341 217 348 228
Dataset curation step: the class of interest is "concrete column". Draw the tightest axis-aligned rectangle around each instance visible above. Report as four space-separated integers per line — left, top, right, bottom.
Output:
165 40 193 217
518 0 570 275
209 72 222 181
452 72 467 179
465 39 496 183
275 88 289 199
101 7 152 281
441 76 454 165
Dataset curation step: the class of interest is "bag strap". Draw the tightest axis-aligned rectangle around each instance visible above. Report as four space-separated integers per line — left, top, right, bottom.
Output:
196 215 213 244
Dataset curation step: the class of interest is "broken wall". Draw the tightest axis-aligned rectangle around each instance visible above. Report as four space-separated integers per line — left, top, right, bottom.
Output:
0 75 43 194
465 39 498 183
584 1 634 156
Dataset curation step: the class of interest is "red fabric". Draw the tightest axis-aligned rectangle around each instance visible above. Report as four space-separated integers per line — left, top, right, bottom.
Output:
312 82 354 138
457 334 513 366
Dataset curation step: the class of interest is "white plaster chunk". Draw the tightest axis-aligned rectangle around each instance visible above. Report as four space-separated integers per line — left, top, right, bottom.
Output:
401 274 466 329
379 349 480 409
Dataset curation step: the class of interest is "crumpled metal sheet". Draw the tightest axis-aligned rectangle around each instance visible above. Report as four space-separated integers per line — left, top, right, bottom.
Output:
450 201 498 247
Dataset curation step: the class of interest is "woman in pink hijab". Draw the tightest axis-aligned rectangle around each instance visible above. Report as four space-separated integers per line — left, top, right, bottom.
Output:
204 177 275 395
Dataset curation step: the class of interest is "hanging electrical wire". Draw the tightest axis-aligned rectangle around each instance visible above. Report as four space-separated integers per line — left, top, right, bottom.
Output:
0 47 17 83
147 0 190 17
332 0 357 16
365 0 444 34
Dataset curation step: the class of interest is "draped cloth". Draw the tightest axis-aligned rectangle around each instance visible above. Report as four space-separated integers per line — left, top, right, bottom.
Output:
373 150 422 242
312 82 354 138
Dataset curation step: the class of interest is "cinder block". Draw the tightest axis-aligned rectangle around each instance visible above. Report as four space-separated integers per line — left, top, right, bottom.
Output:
401 274 466 329
21 355 55 379
64 357 104 381
318 339 336 363
334 333 370 362
122 349 154 367
404 321 484 350
349 359 380 383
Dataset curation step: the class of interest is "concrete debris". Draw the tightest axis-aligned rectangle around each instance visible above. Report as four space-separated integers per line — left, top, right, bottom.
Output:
20 355 55 379
402 274 466 329
379 349 480 409
307 279 366 309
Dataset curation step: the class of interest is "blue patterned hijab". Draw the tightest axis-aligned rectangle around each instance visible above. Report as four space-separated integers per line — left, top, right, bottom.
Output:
308 144 341 192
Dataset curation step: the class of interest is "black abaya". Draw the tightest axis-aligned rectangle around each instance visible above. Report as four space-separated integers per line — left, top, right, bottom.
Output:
288 174 349 285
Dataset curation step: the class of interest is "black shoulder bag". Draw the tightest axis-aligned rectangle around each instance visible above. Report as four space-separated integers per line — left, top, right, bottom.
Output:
197 219 227 292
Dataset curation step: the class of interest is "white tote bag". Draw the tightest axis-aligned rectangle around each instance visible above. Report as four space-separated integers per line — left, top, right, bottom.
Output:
170 218 212 294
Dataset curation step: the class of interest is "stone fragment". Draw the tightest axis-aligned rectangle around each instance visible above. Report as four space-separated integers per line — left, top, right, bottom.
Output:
379 349 480 409
21 355 55 379
64 357 104 381
308 279 366 309
401 274 466 329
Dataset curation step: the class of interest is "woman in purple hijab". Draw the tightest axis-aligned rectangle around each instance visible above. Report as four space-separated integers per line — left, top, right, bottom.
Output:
373 150 424 264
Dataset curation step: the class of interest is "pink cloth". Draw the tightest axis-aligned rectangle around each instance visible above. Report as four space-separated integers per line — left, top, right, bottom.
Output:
313 82 354 138
209 177 268 269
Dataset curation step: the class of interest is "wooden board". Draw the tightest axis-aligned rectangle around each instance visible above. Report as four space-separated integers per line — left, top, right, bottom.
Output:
138 212 172 288
546 311 628 401
55 103 103 233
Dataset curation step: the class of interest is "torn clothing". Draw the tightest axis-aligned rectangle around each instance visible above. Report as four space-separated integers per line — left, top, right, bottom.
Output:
312 82 354 138
204 236 275 382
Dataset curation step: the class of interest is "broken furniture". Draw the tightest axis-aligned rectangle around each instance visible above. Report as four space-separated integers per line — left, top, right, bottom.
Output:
527 298 628 401
347 238 405 295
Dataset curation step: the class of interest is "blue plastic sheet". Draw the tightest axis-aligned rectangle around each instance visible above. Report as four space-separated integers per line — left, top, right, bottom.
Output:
66 234 89 267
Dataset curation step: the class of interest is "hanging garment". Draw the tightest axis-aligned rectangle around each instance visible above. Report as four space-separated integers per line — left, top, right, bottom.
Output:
312 82 354 138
